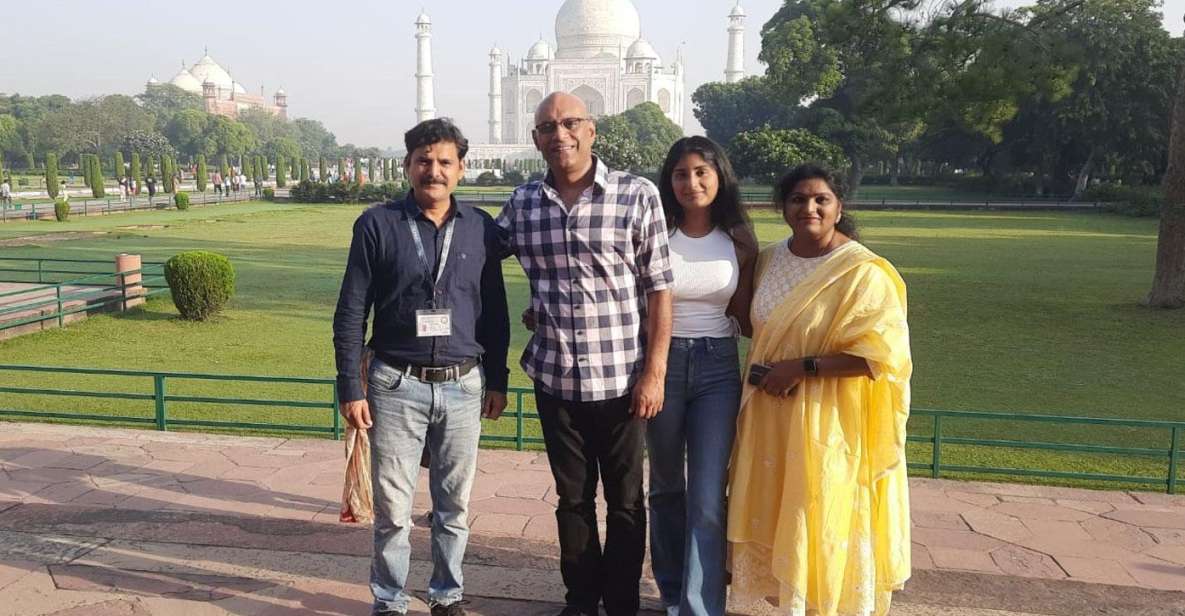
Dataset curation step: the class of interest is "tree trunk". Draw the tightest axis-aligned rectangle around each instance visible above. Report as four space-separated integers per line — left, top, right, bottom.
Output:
1072 148 1096 200
1145 59 1185 308
848 156 865 200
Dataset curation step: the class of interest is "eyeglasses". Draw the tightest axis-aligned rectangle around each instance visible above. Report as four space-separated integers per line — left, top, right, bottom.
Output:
534 117 591 135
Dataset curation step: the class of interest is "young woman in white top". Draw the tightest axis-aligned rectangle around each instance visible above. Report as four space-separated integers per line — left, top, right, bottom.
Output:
648 136 757 616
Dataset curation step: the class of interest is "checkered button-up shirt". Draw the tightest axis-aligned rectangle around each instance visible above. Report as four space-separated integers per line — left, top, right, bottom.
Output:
497 158 674 402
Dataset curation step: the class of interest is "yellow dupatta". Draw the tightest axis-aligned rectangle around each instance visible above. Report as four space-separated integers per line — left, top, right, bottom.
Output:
727 240 911 616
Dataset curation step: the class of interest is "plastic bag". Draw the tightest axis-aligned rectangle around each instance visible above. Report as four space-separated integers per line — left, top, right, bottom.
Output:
340 425 374 524
340 349 374 524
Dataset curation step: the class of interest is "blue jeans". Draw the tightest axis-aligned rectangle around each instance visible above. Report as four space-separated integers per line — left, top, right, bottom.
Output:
367 357 484 613
646 337 741 616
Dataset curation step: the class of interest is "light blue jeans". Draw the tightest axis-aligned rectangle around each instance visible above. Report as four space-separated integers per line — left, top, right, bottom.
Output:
646 337 741 616
367 357 484 613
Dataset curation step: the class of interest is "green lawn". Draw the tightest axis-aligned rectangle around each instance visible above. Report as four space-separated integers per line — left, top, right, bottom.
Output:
1 201 1182 489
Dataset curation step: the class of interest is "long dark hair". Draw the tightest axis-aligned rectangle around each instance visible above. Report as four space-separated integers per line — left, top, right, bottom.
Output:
773 163 859 240
658 136 750 242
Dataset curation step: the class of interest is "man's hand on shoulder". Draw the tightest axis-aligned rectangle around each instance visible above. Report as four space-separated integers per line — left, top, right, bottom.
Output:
482 391 508 420
342 399 373 430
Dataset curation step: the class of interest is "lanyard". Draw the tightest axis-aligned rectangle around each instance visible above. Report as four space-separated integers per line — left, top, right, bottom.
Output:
407 214 456 289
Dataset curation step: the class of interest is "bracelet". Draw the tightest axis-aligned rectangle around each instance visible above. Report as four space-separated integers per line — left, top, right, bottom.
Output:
803 357 819 377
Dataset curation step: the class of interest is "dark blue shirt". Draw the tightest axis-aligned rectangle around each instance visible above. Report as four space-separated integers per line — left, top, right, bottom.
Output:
332 193 510 402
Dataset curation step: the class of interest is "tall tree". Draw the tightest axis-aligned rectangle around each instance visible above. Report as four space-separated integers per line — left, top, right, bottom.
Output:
276 155 287 188
759 0 920 195
196 154 208 192
90 154 106 198
1147 42 1185 308
45 153 59 198
693 77 794 146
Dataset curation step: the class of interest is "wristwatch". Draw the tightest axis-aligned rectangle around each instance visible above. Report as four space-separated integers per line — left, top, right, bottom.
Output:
803 357 819 377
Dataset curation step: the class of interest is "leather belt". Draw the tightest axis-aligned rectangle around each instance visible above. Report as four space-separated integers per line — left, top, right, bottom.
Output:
398 358 479 383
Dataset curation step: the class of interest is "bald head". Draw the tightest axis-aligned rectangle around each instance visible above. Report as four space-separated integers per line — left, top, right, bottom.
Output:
535 91 588 125
532 91 597 181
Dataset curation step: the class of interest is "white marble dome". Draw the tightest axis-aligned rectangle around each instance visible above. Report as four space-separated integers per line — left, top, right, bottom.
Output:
526 38 554 60
625 37 659 60
169 66 203 93
555 0 641 59
188 54 234 91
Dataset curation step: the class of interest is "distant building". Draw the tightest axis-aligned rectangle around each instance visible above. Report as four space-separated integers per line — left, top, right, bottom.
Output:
146 51 288 120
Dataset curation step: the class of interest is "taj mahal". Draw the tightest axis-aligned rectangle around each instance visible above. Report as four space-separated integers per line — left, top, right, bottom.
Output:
414 0 748 167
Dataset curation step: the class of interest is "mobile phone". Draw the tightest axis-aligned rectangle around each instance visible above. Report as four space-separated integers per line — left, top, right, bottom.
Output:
748 363 771 386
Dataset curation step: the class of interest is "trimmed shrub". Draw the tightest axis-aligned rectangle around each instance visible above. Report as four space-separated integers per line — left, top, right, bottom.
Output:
196 155 208 192
130 153 142 194
300 159 309 182
164 251 236 321
319 157 327 183
1083 183 1163 217
263 187 275 200
90 154 106 198
114 152 125 180
354 157 364 185
174 191 190 210
368 158 376 183
45 154 59 198
162 156 175 193
276 155 287 188
289 179 408 204
53 198 70 221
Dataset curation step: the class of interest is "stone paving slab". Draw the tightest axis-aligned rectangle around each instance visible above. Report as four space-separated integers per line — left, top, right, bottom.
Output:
1 422 1185 614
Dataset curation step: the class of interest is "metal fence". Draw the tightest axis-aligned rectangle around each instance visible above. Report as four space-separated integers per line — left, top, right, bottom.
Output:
0 363 1181 492
0 258 169 333
1 192 254 222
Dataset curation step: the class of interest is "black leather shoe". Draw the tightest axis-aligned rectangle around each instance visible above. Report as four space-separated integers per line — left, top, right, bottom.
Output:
557 606 595 616
431 601 468 616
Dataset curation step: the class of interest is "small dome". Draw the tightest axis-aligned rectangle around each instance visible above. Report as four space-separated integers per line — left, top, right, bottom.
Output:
526 38 553 60
730 2 746 17
625 37 659 60
146 77 160 85
415 11 431 25
490 45 503 56
275 87 287 96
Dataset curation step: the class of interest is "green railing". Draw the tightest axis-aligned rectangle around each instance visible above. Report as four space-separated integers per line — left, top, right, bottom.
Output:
908 409 1184 494
1 363 1181 493
0 364 543 447
0 258 170 333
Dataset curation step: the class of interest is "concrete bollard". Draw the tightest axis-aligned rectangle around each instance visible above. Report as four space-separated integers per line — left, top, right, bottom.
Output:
115 253 145 310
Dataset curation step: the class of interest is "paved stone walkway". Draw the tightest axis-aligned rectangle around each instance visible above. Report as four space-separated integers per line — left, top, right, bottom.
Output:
0 422 1182 615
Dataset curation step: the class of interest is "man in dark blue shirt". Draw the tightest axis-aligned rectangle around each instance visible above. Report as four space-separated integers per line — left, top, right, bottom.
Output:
332 118 509 616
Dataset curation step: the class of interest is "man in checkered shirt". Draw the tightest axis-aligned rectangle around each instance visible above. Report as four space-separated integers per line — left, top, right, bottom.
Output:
496 92 673 616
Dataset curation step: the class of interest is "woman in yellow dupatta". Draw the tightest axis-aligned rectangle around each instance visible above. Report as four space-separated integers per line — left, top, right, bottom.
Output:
727 165 911 616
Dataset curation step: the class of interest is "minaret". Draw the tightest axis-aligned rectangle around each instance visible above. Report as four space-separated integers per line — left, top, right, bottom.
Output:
725 1 746 83
489 46 504 144
415 11 436 123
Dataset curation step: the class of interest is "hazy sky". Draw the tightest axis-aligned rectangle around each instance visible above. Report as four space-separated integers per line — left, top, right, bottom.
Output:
1 0 1182 149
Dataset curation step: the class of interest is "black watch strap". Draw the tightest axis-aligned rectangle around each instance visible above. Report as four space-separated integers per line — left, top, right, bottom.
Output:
803 357 819 377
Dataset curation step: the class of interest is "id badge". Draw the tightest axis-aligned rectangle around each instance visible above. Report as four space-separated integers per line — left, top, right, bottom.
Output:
416 309 453 337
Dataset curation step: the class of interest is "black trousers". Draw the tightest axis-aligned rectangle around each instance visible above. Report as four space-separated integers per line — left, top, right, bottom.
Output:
535 384 646 616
